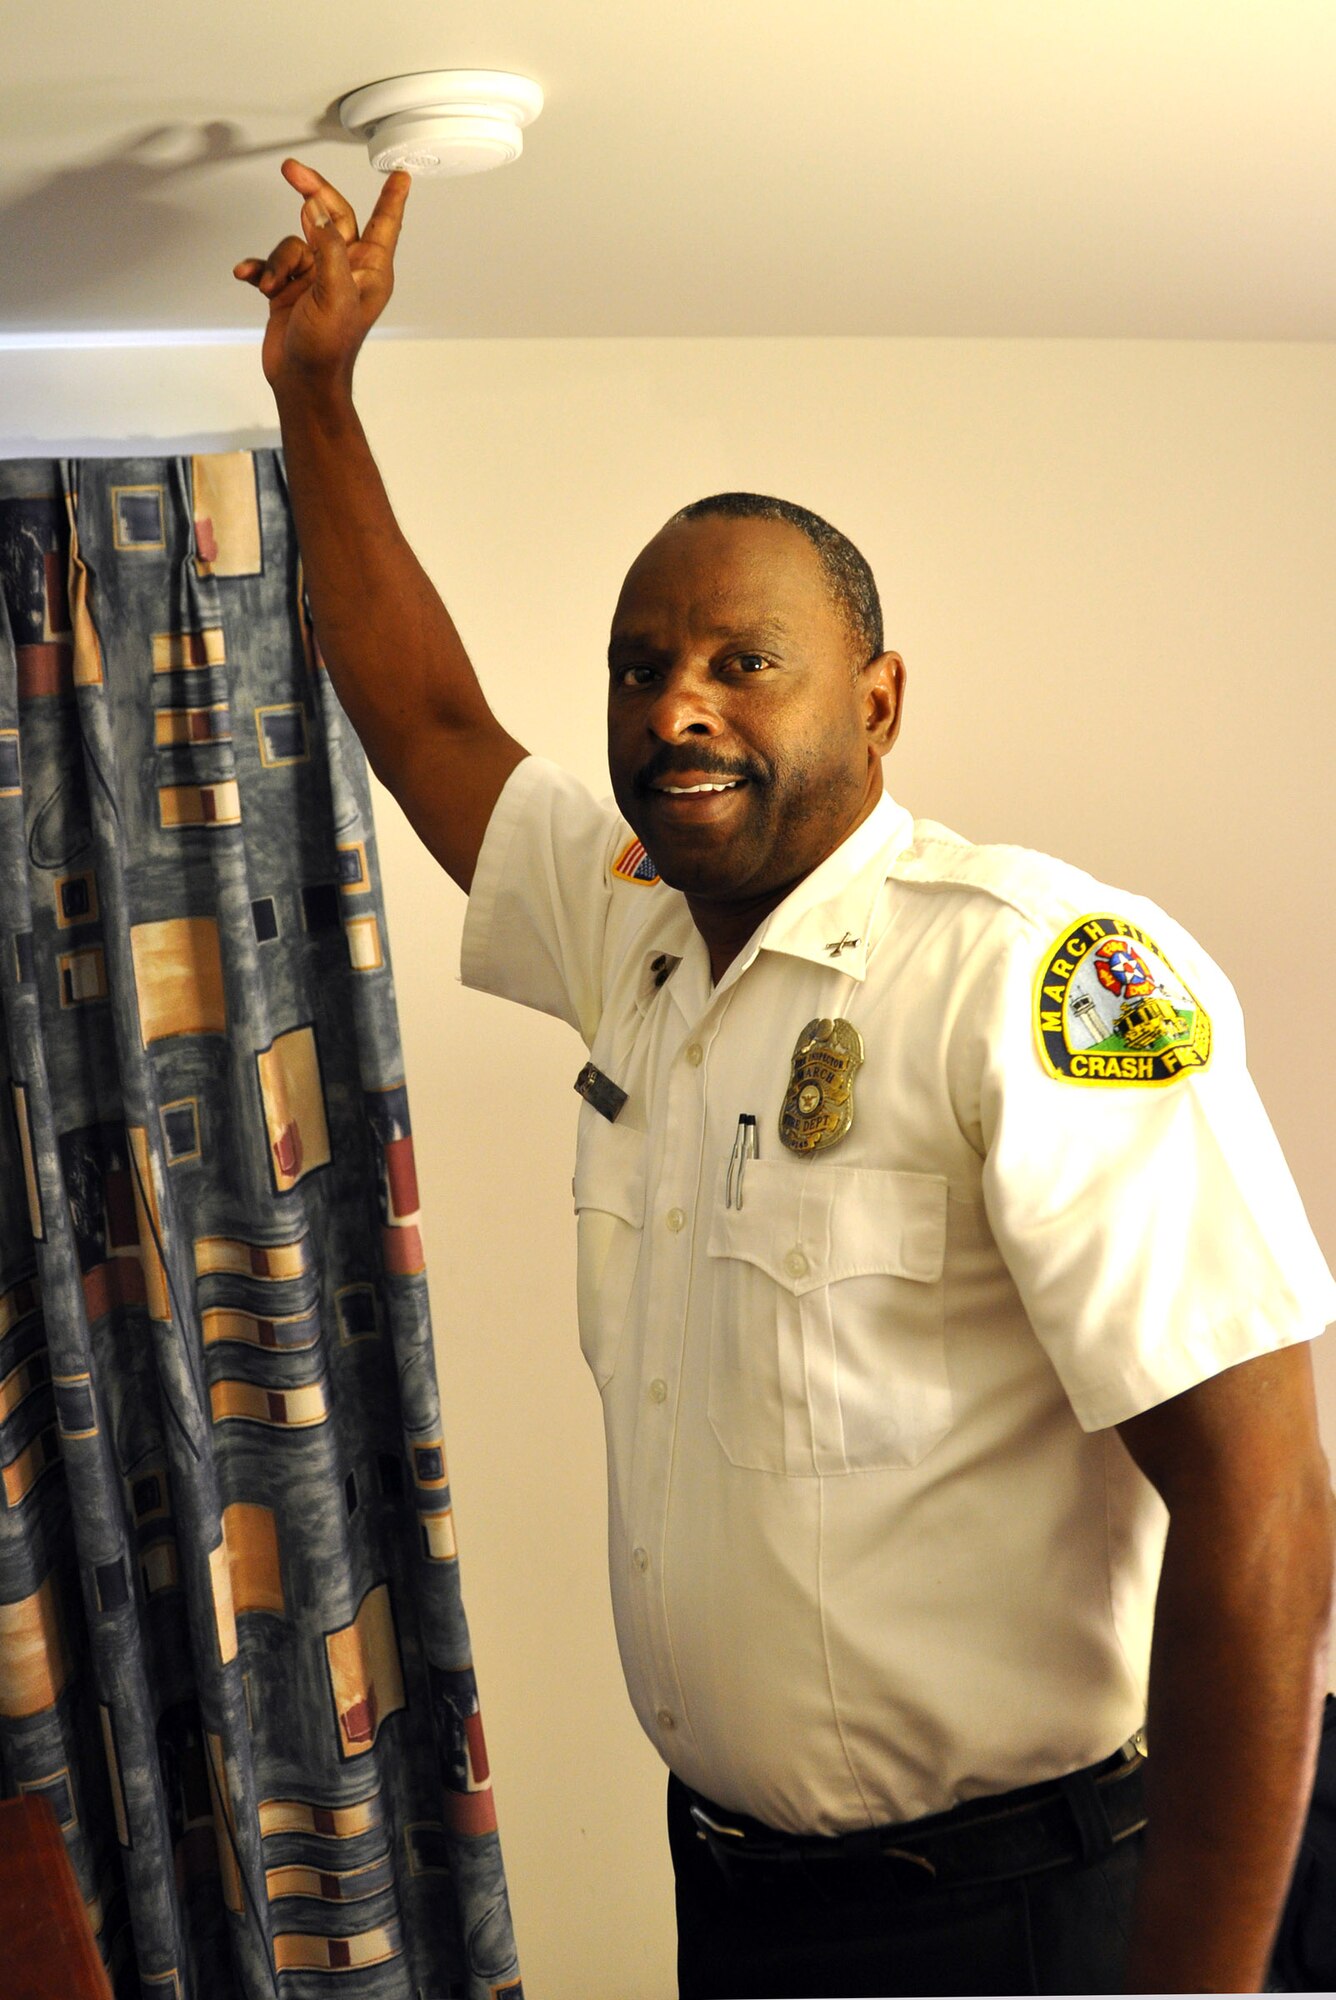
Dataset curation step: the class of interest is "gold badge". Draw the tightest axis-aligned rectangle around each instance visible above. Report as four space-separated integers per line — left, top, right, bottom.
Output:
779 1018 864 1154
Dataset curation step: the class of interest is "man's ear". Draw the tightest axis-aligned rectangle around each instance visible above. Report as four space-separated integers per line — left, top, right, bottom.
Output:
862 652 906 757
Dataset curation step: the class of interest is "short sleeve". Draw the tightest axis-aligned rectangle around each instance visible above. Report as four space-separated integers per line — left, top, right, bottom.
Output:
976 905 1336 1430
460 756 623 1046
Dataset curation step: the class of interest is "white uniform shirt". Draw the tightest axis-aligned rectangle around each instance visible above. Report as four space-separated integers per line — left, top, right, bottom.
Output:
461 755 1336 1835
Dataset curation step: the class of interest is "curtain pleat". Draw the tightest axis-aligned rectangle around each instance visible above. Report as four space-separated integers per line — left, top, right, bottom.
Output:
0 453 520 2000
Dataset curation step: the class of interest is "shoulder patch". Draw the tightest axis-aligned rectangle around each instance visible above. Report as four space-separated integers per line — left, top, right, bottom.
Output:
1035 915 1211 1086
612 836 660 887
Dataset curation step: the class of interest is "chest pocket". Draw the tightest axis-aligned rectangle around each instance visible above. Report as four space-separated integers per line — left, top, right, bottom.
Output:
706 1159 951 1475
572 1120 647 1389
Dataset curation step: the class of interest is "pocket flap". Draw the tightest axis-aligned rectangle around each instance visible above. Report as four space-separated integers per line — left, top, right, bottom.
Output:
707 1161 947 1293
572 1120 648 1226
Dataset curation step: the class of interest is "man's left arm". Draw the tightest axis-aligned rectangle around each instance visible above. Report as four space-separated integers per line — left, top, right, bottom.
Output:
1116 1342 1335 1993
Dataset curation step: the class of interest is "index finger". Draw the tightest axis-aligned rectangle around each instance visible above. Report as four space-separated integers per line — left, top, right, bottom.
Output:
281 158 361 237
361 171 412 254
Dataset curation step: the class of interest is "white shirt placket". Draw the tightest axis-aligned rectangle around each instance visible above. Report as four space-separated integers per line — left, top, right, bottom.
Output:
623 951 752 1746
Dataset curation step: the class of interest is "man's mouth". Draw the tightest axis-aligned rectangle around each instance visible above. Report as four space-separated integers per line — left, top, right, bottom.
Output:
635 752 758 795
651 779 746 795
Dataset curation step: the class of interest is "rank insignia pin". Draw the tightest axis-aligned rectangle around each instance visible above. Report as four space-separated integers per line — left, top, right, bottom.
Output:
779 1017 864 1155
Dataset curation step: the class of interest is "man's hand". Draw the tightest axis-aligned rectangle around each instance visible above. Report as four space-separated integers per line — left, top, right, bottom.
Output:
233 159 410 396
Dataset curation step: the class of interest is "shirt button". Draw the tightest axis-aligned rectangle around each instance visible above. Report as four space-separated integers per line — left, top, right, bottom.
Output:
649 1378 668 1404
784 1247 809 1279
656 1708 676 1732
632 1546 649 1574
684 1042 703 1067
666 1207 686 1233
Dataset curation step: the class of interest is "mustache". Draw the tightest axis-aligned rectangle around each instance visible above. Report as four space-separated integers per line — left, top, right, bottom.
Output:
633 746 764 793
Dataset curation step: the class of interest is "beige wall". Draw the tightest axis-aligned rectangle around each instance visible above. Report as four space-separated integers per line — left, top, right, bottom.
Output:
4 335 1333 1999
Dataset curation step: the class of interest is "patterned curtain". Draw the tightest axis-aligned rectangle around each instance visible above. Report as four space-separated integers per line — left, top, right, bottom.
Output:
0 454 519 2000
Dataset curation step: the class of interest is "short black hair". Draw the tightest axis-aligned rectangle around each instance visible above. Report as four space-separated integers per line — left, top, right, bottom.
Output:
668 491 884 665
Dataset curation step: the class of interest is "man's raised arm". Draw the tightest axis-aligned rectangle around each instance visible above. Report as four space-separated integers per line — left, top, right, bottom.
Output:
234 159 527 891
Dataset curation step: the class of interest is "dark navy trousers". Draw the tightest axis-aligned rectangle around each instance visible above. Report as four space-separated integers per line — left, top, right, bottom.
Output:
669 1773 1143 1999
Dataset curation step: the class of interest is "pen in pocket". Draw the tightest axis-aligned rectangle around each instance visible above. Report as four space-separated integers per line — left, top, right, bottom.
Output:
725 1113 758 1209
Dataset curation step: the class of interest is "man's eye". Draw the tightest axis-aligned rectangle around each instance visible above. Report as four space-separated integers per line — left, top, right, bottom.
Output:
616 664 658 687
732 653 770 673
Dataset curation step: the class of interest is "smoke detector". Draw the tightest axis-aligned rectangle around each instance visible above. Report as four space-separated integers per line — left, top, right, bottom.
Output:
338 70 543 177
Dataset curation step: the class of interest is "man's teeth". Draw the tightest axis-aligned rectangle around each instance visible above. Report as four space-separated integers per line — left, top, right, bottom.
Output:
659 781 742 793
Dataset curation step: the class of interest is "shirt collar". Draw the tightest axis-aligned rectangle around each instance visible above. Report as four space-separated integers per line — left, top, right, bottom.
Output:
749 790 914 980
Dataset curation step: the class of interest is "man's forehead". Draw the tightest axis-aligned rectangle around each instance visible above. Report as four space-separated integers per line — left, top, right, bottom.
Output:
609 612 794 657
612 514 832 632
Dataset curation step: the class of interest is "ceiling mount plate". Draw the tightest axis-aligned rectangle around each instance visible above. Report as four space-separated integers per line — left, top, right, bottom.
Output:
338 69 544 177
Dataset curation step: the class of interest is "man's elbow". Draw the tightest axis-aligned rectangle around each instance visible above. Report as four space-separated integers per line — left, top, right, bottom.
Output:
1195 1450 1336 1648
1273 1462 1336 1646
1306 1475 1336 1630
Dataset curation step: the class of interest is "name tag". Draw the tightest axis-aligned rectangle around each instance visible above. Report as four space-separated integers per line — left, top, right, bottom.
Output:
574 1062 628 1124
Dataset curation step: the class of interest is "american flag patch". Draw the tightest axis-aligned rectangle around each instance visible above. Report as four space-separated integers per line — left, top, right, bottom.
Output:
612 836 660 886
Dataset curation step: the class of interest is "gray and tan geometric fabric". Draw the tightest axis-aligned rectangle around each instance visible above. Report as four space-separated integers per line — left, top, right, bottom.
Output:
0 453 520 2000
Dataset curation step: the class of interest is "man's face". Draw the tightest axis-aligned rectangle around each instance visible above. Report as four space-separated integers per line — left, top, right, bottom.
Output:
607 515 901 908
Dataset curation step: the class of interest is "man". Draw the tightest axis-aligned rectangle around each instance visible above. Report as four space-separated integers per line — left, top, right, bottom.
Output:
236 162 1336 1995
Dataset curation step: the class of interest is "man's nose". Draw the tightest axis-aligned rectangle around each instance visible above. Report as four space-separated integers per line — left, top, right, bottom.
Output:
645 666 723 740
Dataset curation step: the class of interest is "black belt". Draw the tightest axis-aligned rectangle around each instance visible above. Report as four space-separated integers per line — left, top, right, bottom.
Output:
687 1739 1148 1896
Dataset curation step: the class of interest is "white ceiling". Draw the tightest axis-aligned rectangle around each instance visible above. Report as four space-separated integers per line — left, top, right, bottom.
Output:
5 0 1335 340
